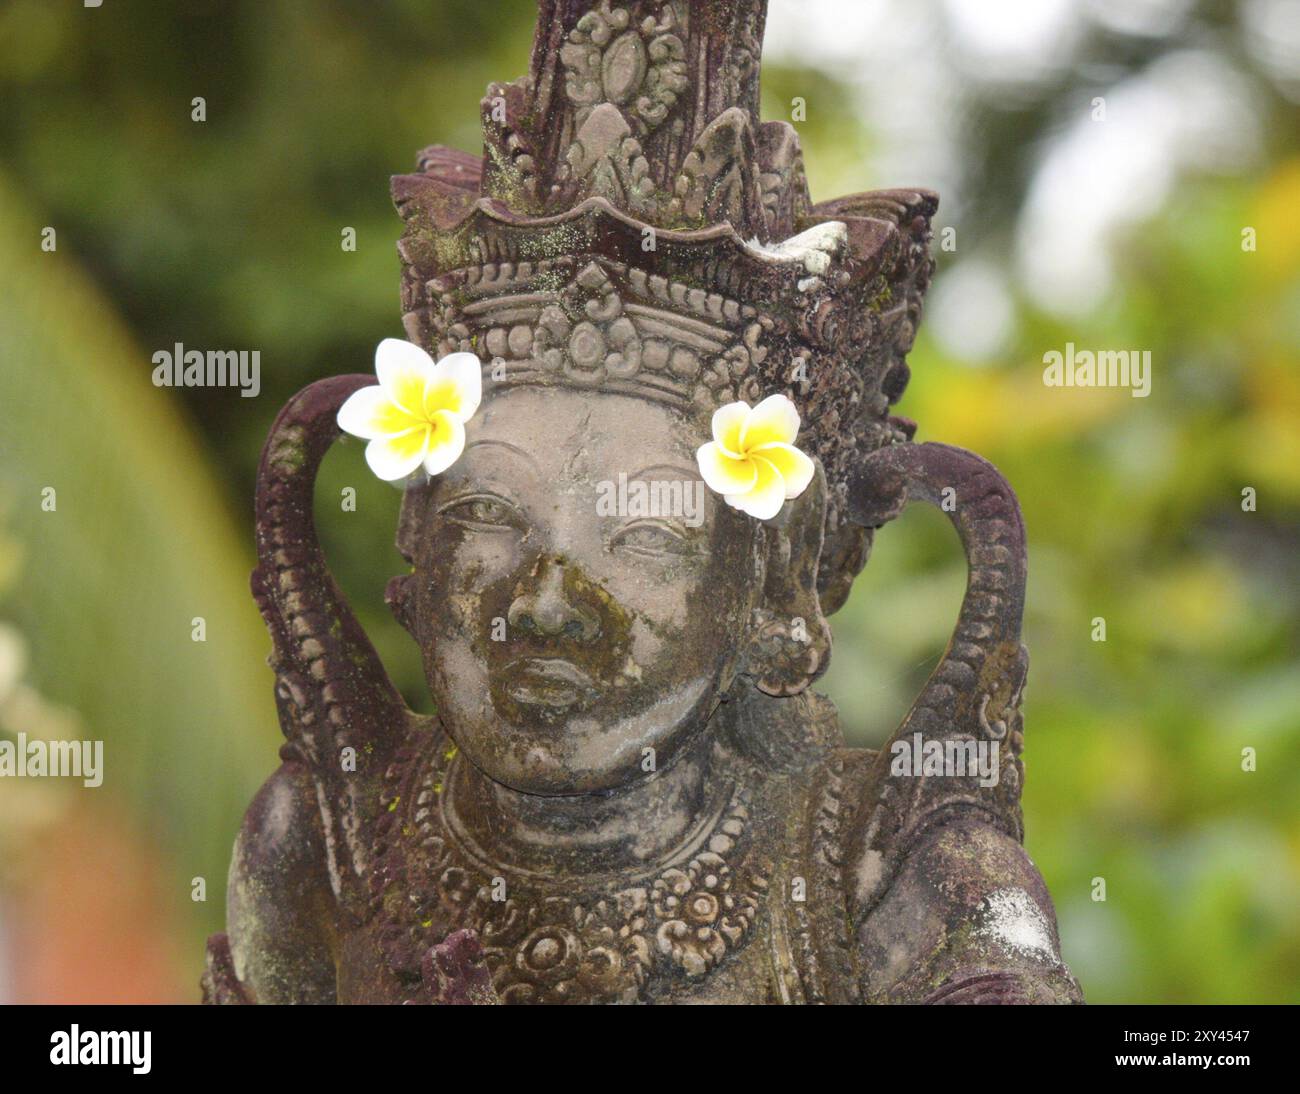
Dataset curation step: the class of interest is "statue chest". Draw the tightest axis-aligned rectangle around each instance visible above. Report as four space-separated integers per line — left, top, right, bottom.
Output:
352 734 827 1004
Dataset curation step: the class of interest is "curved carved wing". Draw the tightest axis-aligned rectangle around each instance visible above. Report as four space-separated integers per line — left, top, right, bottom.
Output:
252 374 422 916
843 440 1029 923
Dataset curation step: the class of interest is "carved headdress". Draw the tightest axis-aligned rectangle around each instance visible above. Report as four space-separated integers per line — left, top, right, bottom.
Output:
391 0 937 609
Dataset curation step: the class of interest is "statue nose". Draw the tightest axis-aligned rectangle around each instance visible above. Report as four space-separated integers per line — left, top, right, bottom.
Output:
507 556 601 642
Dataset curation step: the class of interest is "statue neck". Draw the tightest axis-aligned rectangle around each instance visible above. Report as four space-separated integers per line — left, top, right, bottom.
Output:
447 715 733 877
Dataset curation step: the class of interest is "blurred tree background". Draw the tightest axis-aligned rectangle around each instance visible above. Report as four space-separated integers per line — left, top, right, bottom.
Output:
0 0 1296 1003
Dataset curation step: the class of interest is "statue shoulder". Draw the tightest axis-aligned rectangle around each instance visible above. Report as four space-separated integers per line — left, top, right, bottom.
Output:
771 750 1080 1004
216 760 338 1003
853 816 1083 1003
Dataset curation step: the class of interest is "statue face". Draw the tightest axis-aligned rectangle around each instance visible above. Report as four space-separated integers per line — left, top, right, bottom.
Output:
405 386 761 795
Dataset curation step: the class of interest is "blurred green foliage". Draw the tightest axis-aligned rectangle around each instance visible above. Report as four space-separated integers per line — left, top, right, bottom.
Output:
0 0 1296 1002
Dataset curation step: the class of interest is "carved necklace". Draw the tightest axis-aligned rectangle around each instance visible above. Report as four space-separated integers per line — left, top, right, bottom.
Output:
369 730 771 1004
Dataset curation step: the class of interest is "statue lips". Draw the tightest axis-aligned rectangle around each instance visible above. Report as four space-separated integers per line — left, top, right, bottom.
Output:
501 656 598 711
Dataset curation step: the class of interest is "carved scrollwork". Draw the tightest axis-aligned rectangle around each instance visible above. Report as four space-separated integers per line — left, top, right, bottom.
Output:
561 1 688 135
533 261 643 383
424 257 775 410
652 839 765 978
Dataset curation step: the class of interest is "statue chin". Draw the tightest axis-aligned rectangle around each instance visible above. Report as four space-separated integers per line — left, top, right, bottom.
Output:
428 658 722 795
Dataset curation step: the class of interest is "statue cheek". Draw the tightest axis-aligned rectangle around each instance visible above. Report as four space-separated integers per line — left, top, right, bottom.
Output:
620 568 750 666
626 614 717 683
422 531 524 610
627 624 664 677
427 577 519 650
430 524 523 582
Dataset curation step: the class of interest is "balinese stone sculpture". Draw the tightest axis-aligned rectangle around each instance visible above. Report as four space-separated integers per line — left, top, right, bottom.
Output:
203 0 1083 1004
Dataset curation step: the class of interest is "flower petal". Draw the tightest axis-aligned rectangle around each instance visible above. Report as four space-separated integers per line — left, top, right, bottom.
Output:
752 441 815 499
364 426 430 481
697 442 758 496
422 409 467 476
711 402 750 458
338 384 421 440
425 351 483 420
740 393 800 450
730 455 786 520
375 338 435 416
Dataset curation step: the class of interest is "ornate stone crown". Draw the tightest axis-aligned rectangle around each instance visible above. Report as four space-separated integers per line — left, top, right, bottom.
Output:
390 0 937 603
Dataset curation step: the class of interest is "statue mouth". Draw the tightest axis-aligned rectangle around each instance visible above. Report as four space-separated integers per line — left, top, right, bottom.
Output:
501 657 598 711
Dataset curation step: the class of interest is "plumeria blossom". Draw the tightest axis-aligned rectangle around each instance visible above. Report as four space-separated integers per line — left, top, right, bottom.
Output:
337 339 482 481
696 394 816 520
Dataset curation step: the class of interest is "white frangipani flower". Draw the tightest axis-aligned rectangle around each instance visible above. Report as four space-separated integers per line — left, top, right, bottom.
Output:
696 394 816 520
337 339 482 481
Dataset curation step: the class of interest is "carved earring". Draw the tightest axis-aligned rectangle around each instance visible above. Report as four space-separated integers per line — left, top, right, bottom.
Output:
742 606 828 697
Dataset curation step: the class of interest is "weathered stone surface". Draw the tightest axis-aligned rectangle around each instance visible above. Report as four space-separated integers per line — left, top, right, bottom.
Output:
206 0 1081 1005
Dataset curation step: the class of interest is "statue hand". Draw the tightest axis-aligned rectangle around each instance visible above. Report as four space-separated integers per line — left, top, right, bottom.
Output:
201 932 255 1004
420 930 500 1005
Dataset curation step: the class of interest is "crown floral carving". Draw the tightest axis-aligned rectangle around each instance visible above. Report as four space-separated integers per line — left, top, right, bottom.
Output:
534 261 642 383
562 1 689 133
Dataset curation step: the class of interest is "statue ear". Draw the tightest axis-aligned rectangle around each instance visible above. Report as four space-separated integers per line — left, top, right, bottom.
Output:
742 463 832 696
385 572 417 637
386 485 427 637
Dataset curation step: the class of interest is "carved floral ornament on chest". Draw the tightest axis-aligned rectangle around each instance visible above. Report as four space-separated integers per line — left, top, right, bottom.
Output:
203 0 1083 1005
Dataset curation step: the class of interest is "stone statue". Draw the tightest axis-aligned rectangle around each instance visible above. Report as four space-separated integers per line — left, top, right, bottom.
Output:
203 0 1082 1004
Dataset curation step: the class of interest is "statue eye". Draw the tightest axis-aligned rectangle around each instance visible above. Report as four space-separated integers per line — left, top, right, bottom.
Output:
610 520 691 557
438 494 524 531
